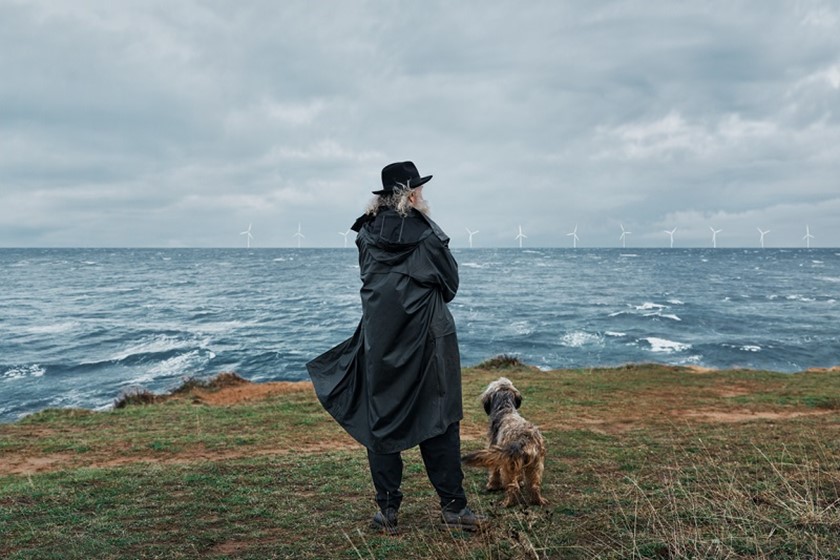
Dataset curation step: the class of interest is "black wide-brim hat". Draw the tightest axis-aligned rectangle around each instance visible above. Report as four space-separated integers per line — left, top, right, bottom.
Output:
372 161 432 195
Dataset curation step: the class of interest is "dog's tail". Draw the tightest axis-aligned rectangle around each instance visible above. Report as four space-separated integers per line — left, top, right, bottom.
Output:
462 443 526 468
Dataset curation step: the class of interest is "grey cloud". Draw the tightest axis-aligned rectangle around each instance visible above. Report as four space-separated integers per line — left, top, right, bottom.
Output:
2 0 840 247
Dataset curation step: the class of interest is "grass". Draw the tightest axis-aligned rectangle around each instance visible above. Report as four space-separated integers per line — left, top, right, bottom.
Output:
1 363 838 559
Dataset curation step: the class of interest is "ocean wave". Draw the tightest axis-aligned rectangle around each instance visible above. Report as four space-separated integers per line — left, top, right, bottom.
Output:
24 321 81 335
2 364 47 381
635 302 667 311
110 334 211 363
786 295 816 302
559 331 605 348
650 313 682 322
125 349 216 385
643 337 691 353
507 321 534 336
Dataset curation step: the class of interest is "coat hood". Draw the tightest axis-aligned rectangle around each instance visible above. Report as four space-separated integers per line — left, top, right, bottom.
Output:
357 209 434 266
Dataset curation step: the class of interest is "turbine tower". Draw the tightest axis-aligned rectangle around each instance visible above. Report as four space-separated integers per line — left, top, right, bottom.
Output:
292 223 305 248
757 227 770 249
619 224 631 248
240 224 254 248
338 229 352 248
803 225 815 248
515 225 527 248
465 227 479 248
664 227 677 248
710 226 722 249
566 225 579 248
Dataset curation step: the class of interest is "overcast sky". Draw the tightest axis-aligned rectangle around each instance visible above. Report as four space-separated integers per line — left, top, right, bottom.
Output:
2 1 839 248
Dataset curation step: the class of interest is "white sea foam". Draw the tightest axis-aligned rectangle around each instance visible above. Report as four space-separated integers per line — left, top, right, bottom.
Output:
643 337 691 353
741 345 761 352
461 262 485 269
667 299 685 305
111 335 200 362
657 313 682 322
786 295 816 302
605 331 625 337
560 331 604 348
2 364 46 381
509 321 533 336
24 321 80 335
636 302 666 311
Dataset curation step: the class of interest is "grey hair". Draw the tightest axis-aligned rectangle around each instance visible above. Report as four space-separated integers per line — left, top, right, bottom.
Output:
365 184 415 218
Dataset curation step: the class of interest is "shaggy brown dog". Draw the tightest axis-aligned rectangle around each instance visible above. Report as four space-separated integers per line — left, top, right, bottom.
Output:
462 377 547 507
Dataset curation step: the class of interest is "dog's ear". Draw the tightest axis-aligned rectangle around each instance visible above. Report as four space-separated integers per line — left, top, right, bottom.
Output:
482 392 493 415
514 389 522 409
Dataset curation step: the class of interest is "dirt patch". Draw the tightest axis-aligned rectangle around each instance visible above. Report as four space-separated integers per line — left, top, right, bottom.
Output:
185 381 315 406
676 409 832 423
683 365 718 374
0 437 364 476
805 366 840 373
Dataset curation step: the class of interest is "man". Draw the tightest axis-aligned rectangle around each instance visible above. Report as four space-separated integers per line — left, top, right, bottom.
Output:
307 161 484 534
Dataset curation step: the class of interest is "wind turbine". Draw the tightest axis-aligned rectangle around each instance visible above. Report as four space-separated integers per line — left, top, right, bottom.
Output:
757 227 770 249
465 227 479 248
515 225 527 248
619 224 631 248
710 226 722 249
803 225 815 248
240 224 254 248
292 223 305 248
664 227 677 248
566 225 579 248
338 229 352 248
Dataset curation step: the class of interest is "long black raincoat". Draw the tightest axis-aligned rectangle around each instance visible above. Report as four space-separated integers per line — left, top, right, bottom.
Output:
306 208 462 454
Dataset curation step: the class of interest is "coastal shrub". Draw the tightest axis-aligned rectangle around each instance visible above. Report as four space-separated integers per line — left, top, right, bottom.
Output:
114 387 159 409
171 372 248 395
475 354 528 370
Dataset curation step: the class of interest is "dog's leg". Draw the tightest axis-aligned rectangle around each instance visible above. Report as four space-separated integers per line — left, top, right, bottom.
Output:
500 460 523 507
525 458 548 506
486 467 503 492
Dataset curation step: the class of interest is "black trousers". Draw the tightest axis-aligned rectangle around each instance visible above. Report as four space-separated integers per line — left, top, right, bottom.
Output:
367 422 467 513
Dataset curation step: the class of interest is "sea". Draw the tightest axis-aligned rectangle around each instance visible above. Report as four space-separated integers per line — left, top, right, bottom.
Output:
2 247 839 423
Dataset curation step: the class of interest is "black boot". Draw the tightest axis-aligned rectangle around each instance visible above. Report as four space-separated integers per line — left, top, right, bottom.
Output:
440 506 487 532
370 507 399 535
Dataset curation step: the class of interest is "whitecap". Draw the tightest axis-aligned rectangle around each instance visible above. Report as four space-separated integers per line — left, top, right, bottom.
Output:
509 321 533 336
605 331 625 337
24 321 80 335
2 364 47 381
620 253 639 258
741 345 761 352
636 302 666 311
667 299 685 305
111 335 198 362
658 313 682 322
461 262 485 269
128 349 212 383
643 337 691 353
560 331 604 348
